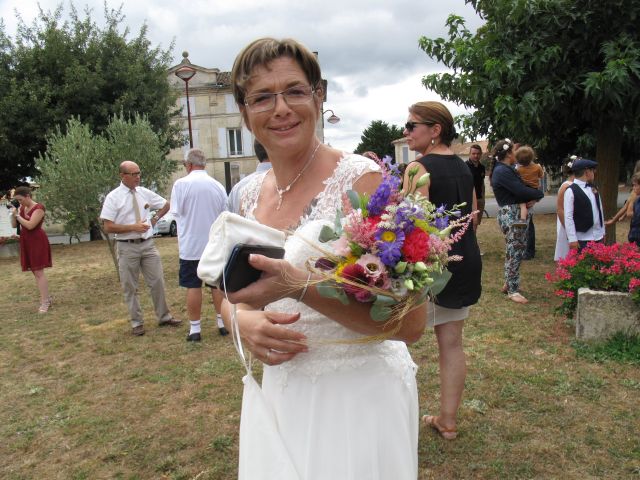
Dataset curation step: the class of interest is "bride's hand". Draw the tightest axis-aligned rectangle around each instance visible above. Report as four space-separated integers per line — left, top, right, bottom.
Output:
236 309 308 365
226 254 306 309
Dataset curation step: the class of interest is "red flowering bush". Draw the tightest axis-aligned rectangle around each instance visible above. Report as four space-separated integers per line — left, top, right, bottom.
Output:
546 242 640 318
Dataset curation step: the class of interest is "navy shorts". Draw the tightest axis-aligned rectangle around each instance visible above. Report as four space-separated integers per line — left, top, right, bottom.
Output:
179 259 202 288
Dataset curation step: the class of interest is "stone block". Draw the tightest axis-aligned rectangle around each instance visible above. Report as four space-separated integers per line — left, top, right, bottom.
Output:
576 288 640 341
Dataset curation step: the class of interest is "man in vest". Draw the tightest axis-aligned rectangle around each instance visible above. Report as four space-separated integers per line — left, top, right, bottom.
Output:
563 158 605 252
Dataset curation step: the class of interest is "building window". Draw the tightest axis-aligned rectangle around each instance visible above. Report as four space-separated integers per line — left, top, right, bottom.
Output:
228 128 243 157
402 146 409 164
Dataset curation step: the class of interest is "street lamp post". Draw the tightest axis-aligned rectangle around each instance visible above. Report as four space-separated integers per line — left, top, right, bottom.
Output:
322 109 340 125
174 51 197 148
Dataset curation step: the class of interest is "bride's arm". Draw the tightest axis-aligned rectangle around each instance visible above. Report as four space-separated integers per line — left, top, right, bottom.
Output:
226 171 428 345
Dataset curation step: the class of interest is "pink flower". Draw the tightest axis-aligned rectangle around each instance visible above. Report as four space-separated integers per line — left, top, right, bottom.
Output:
356 254 387 281
332 236 351 256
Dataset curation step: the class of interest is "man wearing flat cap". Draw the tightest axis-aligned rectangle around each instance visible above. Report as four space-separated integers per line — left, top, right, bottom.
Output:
563 158 605 251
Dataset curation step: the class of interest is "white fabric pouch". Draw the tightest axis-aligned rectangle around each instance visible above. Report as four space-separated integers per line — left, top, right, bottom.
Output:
197 211 286 288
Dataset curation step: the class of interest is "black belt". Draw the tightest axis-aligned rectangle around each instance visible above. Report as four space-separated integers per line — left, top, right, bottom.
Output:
117 238 149 244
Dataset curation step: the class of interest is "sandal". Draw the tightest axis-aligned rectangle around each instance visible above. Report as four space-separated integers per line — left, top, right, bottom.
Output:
508 292 528 304
501 284 508 294
422 415 457 440
38 297 52 314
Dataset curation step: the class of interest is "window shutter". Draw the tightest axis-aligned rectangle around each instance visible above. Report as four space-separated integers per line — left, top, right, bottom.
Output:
242 126 253 156
218 128 227 157
225 94 239 113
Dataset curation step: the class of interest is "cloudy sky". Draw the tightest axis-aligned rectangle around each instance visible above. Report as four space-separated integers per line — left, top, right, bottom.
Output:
1 0 484 152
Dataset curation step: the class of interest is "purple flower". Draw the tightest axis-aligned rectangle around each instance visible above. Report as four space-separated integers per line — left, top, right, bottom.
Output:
367 175 401 216
315 258 336 270
434 215 450 230
394 204 424 233
375 228 405 266
382 155 400 176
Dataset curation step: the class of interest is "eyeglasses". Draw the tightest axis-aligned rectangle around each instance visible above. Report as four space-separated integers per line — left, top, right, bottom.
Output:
123 171 141 177
244 85 315 113
405 121 435 132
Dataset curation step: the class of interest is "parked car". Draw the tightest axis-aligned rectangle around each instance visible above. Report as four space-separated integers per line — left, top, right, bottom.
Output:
153 212 177 237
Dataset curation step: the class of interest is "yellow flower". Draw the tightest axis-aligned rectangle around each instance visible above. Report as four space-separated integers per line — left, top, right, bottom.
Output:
335 255 357 280
380 230 396 243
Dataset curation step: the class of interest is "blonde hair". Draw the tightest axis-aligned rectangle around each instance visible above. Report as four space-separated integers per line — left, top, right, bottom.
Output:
231 38 323 106
408 101 457 146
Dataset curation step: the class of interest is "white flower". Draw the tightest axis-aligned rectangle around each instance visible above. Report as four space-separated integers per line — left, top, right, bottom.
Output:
570 155 577 161
356 254 386 280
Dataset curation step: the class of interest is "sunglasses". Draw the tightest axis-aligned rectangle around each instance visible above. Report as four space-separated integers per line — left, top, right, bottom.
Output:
405 121 435 132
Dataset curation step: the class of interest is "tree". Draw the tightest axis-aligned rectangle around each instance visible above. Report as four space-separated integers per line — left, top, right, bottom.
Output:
419 0 640 242
354 120 404 160
0 3 181 191
36 114 175 273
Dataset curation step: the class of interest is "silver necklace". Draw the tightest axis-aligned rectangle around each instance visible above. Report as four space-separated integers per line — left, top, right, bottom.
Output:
274 142 321 210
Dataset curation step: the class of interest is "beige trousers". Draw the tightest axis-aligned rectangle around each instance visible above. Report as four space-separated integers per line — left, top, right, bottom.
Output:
117 239 171 327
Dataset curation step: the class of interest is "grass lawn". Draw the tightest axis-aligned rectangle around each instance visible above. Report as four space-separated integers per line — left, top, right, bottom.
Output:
1 214 638 479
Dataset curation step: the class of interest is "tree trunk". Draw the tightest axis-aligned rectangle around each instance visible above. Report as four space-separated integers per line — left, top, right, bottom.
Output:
595 119 623 244
89 220 103 241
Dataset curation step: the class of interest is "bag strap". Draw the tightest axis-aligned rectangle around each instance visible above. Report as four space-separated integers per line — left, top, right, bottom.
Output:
230 304 253 375
223 265 252 376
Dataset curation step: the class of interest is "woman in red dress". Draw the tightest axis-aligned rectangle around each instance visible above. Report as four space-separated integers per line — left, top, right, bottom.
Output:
10 186 53 313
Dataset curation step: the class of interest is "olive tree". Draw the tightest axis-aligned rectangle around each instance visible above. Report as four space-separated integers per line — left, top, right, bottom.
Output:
37 114 176 274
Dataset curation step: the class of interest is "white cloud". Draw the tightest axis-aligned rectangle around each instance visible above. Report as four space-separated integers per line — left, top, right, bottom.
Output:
1 0 484 153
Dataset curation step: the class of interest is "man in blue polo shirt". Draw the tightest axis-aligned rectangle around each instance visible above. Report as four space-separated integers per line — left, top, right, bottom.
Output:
563 158 605 252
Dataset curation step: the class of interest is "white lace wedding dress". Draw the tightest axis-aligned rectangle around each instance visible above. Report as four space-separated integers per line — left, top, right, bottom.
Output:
238 154 419 480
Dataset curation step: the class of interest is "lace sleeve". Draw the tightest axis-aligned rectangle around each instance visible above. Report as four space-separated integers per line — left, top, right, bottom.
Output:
240 171 268 219
308 153 381 222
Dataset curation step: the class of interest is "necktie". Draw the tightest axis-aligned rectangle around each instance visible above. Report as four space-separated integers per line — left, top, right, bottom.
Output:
130 189 142 223
585 184 603 227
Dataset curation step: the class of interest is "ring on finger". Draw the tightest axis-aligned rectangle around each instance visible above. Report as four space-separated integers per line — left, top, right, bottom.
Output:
266 349 271 361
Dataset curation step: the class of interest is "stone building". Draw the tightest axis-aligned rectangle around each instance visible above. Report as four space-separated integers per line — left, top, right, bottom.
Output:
167 52 328 193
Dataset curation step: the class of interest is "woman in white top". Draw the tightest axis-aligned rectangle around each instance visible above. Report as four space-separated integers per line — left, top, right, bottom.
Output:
554 159 575 261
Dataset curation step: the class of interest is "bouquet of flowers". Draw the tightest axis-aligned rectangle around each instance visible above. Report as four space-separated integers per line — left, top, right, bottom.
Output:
546 241 640 318
308 161 474 335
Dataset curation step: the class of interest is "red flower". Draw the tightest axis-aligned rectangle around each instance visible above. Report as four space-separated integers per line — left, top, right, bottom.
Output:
401 228 430 263
341 263 373 302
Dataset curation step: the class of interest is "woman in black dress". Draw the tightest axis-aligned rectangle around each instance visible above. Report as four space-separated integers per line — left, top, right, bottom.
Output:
402 101 482 440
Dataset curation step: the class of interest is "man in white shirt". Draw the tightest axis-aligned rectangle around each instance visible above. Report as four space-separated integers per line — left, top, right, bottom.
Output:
563 158 605 252
170 148 228 341
100 161 181 336
227 141 272 214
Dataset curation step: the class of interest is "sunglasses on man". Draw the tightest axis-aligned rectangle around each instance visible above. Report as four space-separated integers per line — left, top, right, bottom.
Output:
405 121 435 132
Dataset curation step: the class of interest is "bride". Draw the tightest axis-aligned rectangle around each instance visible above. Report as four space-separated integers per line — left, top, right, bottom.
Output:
220 37 427 479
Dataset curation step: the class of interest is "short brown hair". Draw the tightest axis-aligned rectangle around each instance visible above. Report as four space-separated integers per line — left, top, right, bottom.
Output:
632 172 640 184
231 38 323 107
408 101 457 146
515 145 535 166
14 186 32 197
